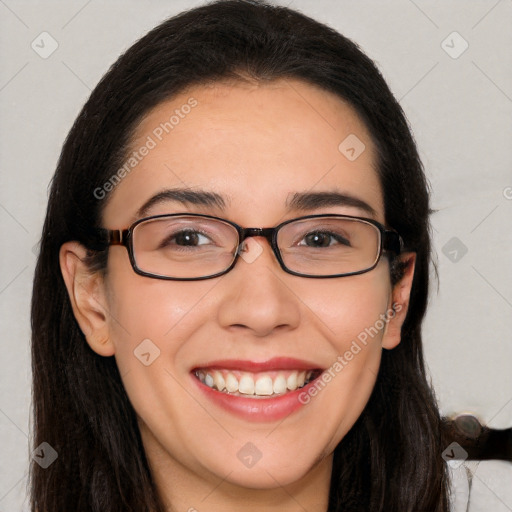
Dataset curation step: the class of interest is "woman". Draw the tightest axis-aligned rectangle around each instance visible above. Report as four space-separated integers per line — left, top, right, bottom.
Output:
31 0 450 510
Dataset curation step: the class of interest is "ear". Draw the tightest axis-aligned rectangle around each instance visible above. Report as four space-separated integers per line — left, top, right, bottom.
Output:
59 241 115 357
381 252 416 350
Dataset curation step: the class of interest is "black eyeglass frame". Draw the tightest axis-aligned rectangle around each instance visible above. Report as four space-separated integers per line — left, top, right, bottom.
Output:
97 213 404 281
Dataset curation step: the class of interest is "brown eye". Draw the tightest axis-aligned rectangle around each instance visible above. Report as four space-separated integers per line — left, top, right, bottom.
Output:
173 230 203 246
159 229 211 249
299 231 350 248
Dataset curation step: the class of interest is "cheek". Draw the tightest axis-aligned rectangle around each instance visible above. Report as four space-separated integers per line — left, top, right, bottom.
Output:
293 262 392 351
293 265 393 438
102 258 219 450
102 249 217 380
105 248 213 335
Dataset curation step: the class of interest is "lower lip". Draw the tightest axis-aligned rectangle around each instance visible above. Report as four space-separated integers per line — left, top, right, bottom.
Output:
191 373 319 422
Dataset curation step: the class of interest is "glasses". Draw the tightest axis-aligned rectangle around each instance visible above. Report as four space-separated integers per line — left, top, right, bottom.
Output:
98 213 403 280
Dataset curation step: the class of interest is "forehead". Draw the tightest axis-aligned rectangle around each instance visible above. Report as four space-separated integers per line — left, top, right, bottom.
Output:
102 78 384 226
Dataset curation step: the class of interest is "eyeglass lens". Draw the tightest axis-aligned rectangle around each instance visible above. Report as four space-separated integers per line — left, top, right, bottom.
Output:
131 215 381 279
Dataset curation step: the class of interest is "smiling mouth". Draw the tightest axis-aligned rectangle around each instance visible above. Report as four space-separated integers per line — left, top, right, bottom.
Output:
193 368 323 398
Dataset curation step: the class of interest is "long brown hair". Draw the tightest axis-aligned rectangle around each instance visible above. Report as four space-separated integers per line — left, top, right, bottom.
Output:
31 1 449 510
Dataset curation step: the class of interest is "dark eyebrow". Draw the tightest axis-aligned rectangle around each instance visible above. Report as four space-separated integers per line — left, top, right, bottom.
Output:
286 191 377 216
136 188 228 218
135 187 376 220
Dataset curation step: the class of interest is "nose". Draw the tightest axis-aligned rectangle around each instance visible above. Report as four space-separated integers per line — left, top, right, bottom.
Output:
216 237 301 337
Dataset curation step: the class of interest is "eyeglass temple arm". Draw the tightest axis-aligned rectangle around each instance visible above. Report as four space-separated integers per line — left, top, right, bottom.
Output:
108 229 127 246
88 228 128 250
383 231 403 254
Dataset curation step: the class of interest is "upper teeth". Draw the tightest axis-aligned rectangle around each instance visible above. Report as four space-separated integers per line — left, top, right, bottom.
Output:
195 369 314 397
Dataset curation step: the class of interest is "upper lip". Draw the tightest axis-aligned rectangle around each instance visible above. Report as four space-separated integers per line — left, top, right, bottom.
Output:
191 357 323 373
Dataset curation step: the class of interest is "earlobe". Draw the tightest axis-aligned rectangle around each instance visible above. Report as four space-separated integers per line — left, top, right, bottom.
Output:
381 253 416 350
59 242 115 357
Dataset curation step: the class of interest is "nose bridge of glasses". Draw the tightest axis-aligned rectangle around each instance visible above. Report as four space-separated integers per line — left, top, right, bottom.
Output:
240 227 274 241
238 227 276 254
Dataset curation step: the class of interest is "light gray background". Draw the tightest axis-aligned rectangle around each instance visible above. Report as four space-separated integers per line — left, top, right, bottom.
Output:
1 1 511 511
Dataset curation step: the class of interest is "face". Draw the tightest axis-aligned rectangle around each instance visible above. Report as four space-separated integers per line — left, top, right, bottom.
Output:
61 79 414 503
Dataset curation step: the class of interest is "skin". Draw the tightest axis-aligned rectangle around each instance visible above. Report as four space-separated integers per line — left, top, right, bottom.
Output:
60 79 416 512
